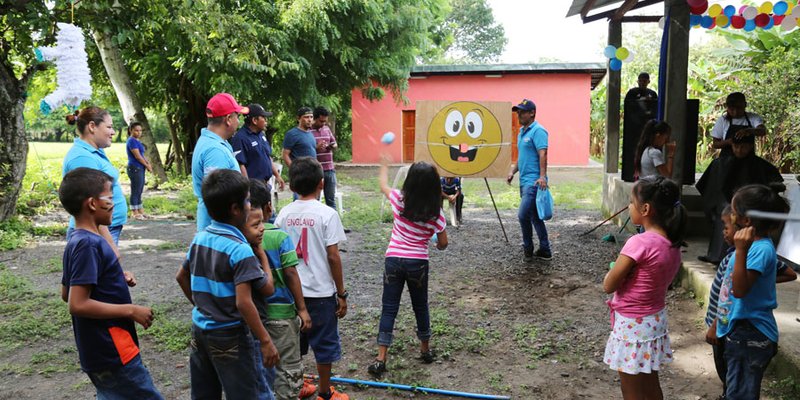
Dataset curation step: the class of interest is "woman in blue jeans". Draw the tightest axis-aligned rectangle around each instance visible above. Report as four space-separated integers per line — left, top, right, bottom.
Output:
368 157 449 377
126 122 153 220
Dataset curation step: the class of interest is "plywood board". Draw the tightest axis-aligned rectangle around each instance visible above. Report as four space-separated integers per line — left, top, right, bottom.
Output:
414 100 513 178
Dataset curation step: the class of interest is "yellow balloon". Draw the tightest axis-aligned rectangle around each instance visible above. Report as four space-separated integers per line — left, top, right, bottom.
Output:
760 1 774 14
716 15 730 27
786 1 794 13
615 47 630 61
708 4 723 17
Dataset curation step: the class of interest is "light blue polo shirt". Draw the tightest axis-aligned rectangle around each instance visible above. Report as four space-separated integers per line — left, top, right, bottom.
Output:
62 138 128 228
516 121 549 187
192 128 240 231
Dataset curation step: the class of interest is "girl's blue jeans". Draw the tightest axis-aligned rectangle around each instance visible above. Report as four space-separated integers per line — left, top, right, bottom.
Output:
724 320 777 400
377 257 432 347
518 185 550 252
127 165 145 210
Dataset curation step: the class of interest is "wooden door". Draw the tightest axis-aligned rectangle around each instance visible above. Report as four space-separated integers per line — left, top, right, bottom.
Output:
511 112 520 162
402 110 416 163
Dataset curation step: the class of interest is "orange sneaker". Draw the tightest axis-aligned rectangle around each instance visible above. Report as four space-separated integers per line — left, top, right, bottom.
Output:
316 386 349 400
299 379 317 399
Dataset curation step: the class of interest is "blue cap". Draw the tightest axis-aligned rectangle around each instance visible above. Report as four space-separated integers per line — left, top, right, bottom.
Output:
512 99 536 112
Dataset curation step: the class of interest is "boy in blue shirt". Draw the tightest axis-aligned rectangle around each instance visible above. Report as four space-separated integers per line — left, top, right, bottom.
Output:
59 167 162 399
176 169 277 399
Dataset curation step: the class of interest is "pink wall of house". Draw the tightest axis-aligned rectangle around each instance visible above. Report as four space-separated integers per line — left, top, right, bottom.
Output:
351 73 593 165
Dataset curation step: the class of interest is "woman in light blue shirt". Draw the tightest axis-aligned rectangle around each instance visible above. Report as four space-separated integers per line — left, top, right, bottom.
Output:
63 107 128 252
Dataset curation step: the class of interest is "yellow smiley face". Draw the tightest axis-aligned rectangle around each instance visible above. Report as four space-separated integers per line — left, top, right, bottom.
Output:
426 102 503 176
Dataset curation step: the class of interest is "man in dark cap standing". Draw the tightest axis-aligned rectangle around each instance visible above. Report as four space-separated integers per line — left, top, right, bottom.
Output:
230 103 285 190
507 98 552 262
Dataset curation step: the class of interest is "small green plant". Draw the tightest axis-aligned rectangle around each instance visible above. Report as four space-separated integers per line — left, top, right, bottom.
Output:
34 257 62 274
487 372 511 392
138 304 191 352
0 267 71 347
0 218 66 251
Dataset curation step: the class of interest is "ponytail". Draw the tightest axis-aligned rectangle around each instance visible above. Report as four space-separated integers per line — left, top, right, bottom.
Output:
633 176 687 246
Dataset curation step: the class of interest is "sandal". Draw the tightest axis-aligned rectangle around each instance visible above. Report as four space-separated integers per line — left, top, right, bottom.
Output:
419 349 436 364
367 359 386 377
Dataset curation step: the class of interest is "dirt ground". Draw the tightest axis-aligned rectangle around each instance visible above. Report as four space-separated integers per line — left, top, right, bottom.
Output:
0 166 788 400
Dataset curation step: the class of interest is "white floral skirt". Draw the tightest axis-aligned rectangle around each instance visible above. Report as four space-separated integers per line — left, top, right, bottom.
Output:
603 308 673 374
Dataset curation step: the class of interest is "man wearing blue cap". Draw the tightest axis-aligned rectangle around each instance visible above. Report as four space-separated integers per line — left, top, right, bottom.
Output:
507 99 552 262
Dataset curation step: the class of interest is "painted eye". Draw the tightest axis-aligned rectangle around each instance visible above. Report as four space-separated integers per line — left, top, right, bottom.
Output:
444 110 463 137
465 111 483 139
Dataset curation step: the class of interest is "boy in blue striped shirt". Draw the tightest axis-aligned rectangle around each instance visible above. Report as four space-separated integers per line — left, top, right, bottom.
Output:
176 169 276 399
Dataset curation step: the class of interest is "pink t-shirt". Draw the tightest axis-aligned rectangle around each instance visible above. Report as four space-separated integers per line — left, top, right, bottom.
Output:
609 231 682 318
385 190 447 260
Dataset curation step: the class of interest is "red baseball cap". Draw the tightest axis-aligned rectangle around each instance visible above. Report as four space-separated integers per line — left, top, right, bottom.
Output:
206 93 249 118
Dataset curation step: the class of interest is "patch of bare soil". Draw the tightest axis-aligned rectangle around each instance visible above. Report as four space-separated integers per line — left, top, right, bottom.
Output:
0 180 740 400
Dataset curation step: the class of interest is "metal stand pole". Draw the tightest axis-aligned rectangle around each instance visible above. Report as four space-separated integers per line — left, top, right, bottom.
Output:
485 178 509 243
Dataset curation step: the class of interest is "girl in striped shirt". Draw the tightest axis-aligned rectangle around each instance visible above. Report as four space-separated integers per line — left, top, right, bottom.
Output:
367 156 448 377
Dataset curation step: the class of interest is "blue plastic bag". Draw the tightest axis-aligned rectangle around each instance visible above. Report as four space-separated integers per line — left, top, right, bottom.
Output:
536 187 553 221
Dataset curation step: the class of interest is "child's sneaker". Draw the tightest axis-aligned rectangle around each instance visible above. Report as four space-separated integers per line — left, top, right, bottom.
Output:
367 359 387 377
534 248 552 260
317 386 349 400
299 379 317 399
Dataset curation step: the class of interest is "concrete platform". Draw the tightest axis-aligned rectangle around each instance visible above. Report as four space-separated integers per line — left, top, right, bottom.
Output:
677 239 800 380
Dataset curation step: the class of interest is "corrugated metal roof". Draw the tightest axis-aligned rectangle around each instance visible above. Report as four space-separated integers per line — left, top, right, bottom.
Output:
410 63 607 89
566 0 627 17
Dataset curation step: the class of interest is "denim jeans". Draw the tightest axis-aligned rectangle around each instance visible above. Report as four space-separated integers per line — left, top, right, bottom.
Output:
87 354 163 400
323 170 337 209
189 324 266 400
127 165 146 210
66 225 123 245
518 185 550 252
252 338 277 400
724 320 777 400
377 257 432 346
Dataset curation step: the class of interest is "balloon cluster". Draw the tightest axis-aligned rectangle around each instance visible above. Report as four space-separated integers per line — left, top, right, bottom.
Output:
687 0 800 31
603 45 633 72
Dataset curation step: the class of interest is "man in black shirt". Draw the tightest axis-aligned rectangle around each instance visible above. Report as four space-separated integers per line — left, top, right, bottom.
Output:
625 72 658 119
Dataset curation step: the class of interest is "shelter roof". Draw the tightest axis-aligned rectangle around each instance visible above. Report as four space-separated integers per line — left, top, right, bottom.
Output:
567 0 664 23
410 63 607 89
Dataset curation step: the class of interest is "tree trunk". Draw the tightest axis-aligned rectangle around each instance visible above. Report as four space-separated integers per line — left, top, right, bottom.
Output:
0 66 31 222
166 112 184 174
92 28 168 184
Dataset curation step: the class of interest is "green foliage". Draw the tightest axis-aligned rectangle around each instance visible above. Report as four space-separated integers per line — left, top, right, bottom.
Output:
427 0 507 64
139 305 191 352
0 266 71 348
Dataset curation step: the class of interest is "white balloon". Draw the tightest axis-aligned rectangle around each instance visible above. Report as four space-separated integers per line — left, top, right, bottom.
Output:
792 6 800 19
658 16 666 29
781 16 797 30
743 6 759 20
623 49 636 62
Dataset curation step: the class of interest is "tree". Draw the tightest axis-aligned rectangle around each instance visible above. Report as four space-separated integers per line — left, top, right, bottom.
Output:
426 0 507 64
0 1 55 221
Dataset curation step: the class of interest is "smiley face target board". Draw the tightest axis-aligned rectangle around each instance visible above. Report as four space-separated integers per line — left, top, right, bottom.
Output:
414 100 512 178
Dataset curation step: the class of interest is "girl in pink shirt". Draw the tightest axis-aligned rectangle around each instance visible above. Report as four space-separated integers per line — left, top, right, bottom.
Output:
603 176 687 400
367 156 448 377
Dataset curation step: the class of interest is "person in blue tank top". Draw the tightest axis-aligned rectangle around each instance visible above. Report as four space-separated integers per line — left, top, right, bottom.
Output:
126 122 153 220
506 99 552 262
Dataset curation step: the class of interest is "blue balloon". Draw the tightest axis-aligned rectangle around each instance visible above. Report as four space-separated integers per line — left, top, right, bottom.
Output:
764 16 774 30
724 5 736 17
744 19 756 31
690 15 702 26
604 45 617 59
774 1 788 16
701 15 714 28
609 58 623 71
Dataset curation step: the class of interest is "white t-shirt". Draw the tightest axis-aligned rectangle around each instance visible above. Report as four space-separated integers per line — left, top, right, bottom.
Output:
639 147 665 179
711 112 763 140
275 199 347 298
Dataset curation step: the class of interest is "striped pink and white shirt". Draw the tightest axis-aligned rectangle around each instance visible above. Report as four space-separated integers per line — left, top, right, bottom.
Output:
385 190 447 260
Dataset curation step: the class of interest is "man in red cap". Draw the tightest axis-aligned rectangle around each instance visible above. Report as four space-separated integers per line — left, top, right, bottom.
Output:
191 93 249 231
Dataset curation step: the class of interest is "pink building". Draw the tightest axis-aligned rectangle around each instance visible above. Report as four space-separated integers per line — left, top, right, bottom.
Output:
351 63 605 165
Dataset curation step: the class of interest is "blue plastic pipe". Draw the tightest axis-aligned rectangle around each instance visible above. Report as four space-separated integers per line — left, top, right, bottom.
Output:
305 375 512 400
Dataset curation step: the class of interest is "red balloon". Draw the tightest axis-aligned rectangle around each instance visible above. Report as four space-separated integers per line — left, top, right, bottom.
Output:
774 15 786 25
690 2 709 15
687 0 706 7
709 19 717 29
755 13 770 27
731 15 746 29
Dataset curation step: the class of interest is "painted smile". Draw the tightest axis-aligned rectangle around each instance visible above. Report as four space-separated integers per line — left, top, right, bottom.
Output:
449 143 478 162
